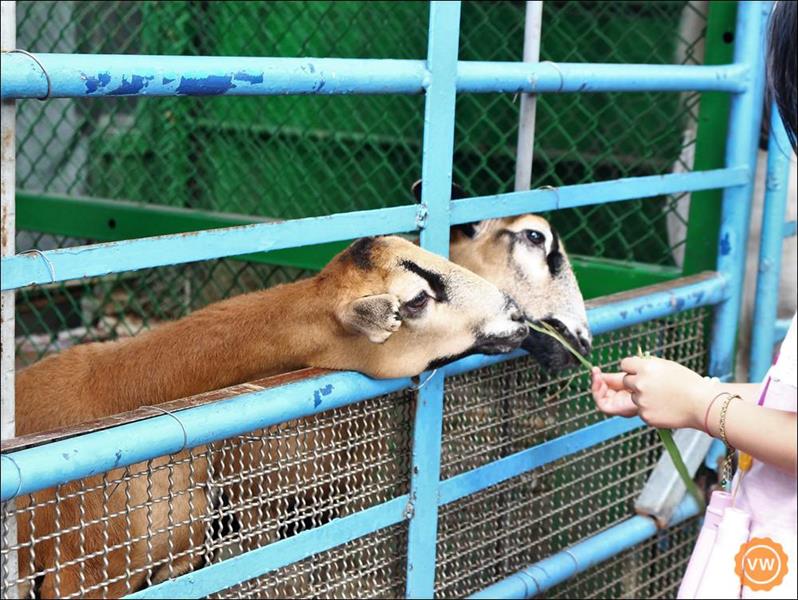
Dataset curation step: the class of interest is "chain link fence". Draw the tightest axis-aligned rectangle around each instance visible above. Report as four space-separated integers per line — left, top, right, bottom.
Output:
14 0 710 366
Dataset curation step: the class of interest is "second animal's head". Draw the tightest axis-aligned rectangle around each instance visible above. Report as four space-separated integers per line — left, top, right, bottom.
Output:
412 181 592 371
318 235 528 379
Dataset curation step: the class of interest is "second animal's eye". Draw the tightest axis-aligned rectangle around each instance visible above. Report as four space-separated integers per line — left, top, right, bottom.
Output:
525 230 545 245
404 292 430 315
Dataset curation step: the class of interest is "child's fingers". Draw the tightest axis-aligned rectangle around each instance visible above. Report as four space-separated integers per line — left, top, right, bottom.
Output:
599 371 629 391
599 390 639 417
620 356 644 374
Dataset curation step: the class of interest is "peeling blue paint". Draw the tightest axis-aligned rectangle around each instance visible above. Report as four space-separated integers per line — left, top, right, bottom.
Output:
234 71 264 85
114 450 123 466
312 384 335 408
719 233 731 256
315 79 326 92
176 74 235 95
162 77 175 85
62 453 70 461
83 71 111 94
674 297 685 311
108 74 154 96
619 310 628 319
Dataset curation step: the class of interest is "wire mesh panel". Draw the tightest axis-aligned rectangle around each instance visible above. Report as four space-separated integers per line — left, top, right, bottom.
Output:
434 308 708 598
1 389 413 598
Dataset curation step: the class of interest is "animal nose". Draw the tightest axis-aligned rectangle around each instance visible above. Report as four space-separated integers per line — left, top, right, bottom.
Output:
568 326 593 357
505 296 524 323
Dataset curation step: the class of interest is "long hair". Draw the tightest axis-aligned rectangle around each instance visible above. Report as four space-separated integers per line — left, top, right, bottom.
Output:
768 1 797 150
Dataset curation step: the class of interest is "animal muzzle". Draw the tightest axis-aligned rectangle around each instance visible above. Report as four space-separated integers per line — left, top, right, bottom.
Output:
522 317 593 372
474 297 529 355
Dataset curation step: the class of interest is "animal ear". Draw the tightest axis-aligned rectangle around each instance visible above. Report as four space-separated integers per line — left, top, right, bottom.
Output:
410 179 482 238
337 294 402 344
410 179 469 203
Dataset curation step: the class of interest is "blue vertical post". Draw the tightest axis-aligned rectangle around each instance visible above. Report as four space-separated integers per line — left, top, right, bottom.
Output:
406 2 460 598
709 0 769 381
749 103 792 381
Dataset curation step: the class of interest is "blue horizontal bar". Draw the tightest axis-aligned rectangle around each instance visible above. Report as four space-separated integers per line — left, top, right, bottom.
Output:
449 167 749 225
0 53 748 99
1 54 428 98
1 370 413 501
1 169 746 292
0 273 727 501
125 495 408 599
586 273 728 336
0 204 418 291
438 416 645 506
456 61 748 94
784 220 797 238
469 495 701 599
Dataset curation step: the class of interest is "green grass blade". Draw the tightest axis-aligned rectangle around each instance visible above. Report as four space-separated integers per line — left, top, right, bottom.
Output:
656 428 706 512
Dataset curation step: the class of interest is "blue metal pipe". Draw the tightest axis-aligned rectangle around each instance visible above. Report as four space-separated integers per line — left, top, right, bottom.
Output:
1 204 419 291
449 167 748 225
708 1 769 380
438 416 645 506
405 3 461 596
468 495 701 599
749 104 793 381
456 61 748 94
0 274 728 502
124 495 408 599
0 53 748 100
1 168 747 292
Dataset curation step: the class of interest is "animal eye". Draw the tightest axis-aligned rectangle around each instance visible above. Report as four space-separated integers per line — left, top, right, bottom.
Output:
525 230 545 245
404 292 430 315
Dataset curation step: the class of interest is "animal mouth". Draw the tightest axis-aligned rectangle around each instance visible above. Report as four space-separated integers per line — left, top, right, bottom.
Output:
473 323 529 355
521 317 592 371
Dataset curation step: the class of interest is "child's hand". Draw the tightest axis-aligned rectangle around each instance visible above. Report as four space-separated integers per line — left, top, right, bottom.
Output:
591 357 716 429
590 367 639 417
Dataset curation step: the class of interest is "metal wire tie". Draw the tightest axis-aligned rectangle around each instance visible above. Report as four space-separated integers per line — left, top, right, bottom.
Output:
7 49 52 100
149 405 189 452
1 454 23 500
411 368 439 391
18 249 56 282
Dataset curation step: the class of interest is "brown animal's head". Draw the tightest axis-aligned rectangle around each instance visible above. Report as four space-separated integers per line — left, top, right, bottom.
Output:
318 236 528 378
412 181 592 371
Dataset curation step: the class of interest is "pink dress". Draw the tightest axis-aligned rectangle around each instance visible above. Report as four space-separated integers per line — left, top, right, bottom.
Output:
732 314 797 598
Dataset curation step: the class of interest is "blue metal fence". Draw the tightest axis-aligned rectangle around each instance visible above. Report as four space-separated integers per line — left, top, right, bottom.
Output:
749 102 795 381
0 1 779 598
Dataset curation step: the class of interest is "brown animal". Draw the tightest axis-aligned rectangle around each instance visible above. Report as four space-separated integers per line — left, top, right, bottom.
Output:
13 236 529 598
195 201 596 596
412 181 592 368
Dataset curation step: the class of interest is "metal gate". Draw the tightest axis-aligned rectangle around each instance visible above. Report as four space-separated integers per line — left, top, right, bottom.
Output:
0 1 784 598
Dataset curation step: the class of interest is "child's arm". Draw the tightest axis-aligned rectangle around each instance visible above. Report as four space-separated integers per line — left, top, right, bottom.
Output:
704 393 797 475
591 358 797 475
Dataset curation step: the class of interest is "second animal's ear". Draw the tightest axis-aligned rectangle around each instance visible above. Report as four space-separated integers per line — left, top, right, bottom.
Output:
410 179 469 203
337 294 402 344
411 180 479 238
